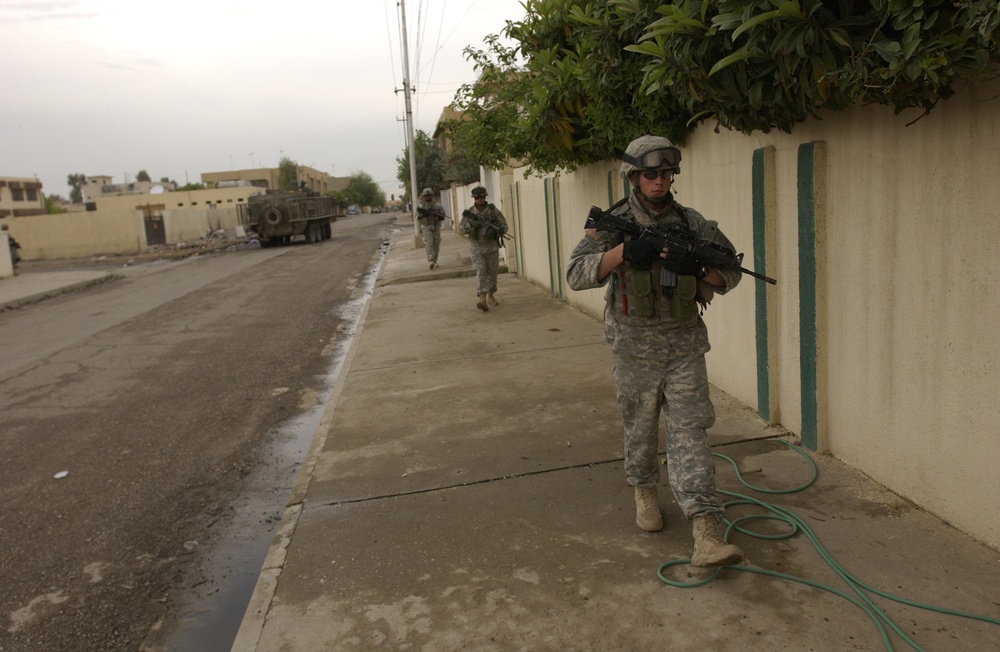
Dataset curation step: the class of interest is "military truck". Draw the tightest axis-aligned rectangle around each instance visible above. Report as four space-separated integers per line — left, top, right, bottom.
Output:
237 189 337 247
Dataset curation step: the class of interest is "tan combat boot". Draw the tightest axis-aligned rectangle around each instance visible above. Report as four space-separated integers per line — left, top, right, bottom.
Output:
634 486 664 532
487 292 499 306
690 515 744 567
477 294 489 311
429 261 436 269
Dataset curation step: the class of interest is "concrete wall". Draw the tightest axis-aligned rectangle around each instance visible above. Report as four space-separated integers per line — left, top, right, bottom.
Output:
0 205 246 260
1 209 144 259
0 186 262 260
485 77 1000 551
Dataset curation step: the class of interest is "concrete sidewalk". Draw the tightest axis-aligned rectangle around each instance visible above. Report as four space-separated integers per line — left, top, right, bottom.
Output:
229 224 1000 651
0 268 118 310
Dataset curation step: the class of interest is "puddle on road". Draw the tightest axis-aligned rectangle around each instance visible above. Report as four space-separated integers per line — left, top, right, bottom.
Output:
164 243 387 651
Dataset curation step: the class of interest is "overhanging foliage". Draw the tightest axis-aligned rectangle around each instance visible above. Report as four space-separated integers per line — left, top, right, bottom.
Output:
447 0 1000 172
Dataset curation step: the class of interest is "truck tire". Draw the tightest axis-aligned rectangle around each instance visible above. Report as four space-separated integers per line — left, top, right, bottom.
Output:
263 207 284 226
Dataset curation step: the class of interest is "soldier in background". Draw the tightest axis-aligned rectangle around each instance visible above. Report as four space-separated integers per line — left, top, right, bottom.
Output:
459 186 508 311
416 187 445 269
2 224 20 269
565 135 744 568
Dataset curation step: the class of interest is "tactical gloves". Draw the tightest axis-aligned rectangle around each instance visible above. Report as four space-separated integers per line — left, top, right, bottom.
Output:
622 239 663 269
623 238 710 277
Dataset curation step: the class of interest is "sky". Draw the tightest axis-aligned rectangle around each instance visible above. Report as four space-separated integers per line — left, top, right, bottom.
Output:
0 0 528 200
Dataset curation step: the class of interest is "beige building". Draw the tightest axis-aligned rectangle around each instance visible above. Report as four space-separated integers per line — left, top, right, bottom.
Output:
82 175 177 205
201 165 350 195
0 182 267 260
0 176 46 218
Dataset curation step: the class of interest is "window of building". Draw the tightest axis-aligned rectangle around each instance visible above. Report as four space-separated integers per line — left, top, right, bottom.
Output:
26 189 38 201
11 188 24 201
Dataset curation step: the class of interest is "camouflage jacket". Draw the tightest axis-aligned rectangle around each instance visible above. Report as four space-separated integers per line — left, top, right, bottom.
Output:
565 194 740 359
417 201 446 226
459 203 508 244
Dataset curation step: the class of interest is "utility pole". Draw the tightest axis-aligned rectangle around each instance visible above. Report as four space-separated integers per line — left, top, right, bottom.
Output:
398 0 421 247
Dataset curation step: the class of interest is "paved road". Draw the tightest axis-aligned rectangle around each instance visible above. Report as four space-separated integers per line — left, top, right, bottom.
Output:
0 213 395 651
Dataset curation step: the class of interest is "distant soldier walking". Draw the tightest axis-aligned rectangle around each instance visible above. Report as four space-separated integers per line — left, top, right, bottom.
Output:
417 187 445 269
459 186 509 311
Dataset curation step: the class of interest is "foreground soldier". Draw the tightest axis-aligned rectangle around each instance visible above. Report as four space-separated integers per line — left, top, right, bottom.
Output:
459 186 508 311
565 135 744 568
416 187 445 269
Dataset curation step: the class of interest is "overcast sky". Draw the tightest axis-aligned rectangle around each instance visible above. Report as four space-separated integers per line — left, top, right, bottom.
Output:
0 0 527 199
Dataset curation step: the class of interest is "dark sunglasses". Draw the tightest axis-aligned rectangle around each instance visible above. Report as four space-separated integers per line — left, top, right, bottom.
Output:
640 169 675 181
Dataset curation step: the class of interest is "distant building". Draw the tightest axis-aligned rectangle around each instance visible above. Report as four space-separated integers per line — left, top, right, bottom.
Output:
82 175 177 207
201 165 349 195
0 176 46 217
432 106 464 154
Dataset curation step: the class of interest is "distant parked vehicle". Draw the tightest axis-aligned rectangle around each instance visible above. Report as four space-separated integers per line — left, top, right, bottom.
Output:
347 206 360 215
237 188 337 248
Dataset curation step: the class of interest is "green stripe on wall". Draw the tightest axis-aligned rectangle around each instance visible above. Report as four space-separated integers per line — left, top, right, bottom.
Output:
552 180 564 300
544 180 556 297
798 143 818 450
752 149 770 422
515 182 525 277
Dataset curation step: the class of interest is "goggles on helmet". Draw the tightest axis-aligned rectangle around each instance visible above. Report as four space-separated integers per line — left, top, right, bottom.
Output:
623 146 681 172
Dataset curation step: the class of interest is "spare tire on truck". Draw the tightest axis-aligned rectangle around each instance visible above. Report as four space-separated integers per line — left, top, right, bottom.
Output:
263 206 284 226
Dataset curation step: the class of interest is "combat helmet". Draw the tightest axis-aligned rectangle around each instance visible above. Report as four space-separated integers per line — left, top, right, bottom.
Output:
471 186 488 198
620 135 682 178
420 187 434 197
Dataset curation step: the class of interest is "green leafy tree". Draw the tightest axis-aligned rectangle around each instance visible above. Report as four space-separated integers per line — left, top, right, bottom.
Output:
176 183 206 191
278 156 298 192
450 0 1000 172
450 2 690 175
136 170 151 182
443 155 481 186
396 130 446 204
44 194 66 214
67 173 86 204
327 171 386 208
347 171 387 207
622 0 1000 135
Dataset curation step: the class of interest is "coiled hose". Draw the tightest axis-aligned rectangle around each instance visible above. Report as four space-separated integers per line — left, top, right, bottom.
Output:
657 440 1000 651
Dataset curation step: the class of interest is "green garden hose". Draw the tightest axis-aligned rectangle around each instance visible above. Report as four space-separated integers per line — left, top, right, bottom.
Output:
656 440 1000 651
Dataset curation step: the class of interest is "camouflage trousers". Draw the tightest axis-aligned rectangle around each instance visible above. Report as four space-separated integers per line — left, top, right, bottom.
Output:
470 240 500 296
420 223 441 262
611 349 721 519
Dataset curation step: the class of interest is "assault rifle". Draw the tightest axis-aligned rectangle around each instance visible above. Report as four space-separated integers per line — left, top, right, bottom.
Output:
462 209 514 243
585 205 776 285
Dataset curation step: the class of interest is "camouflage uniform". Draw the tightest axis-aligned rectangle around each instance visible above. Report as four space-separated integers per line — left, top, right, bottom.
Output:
417 198 445 264
565 194 741 519
459 202 508 297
